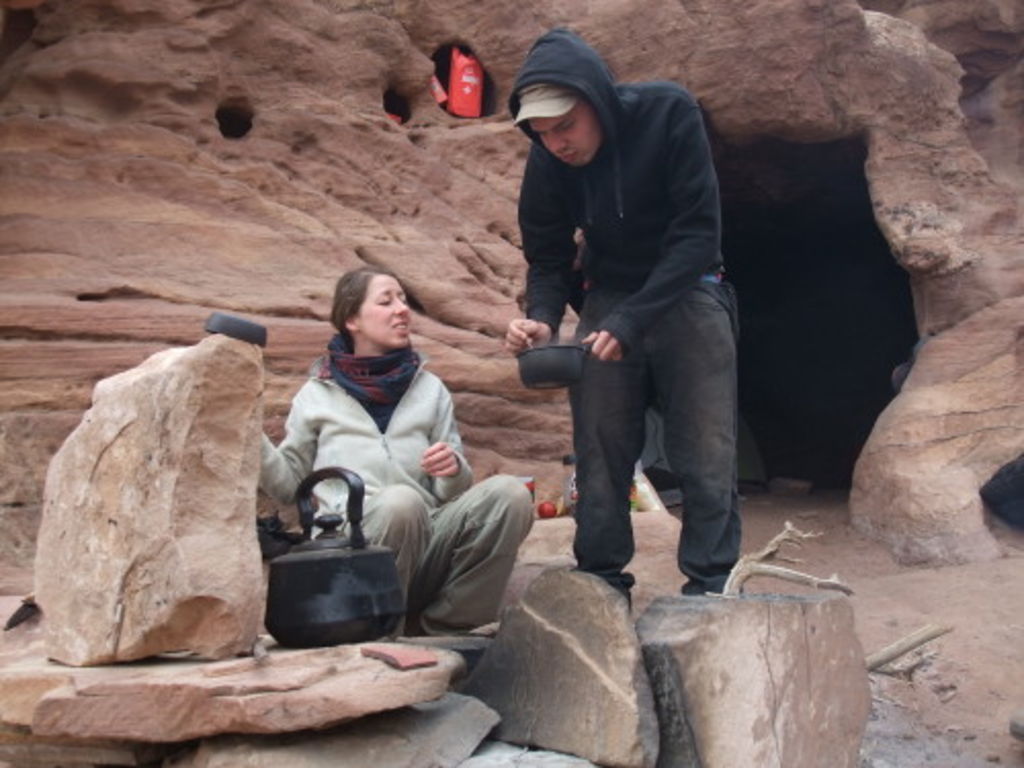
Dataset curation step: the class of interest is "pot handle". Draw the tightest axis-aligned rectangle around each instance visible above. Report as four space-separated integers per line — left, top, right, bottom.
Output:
295 467 367 549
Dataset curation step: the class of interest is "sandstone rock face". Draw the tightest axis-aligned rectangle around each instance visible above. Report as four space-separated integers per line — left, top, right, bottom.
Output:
851 298 1023 562
34 334 265 666
637 594 871 768
0 0 1021 567
860 0 1024 192
462 569 660 768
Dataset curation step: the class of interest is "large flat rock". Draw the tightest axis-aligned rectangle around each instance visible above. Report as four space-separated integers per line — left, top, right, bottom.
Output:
0 641 464 743
168 693 498 768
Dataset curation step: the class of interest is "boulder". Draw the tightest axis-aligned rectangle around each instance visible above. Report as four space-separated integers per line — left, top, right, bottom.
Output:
637 594 870 768
462 569 659 768
33 334 265 666
850 297 1024 564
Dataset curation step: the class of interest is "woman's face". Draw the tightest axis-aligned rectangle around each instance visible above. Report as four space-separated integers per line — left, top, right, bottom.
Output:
345 274 412 356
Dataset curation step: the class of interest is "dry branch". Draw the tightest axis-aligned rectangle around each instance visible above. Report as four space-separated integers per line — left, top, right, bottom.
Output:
724 562 853 596
746 520 819 562
866 624 952 671
721 520 852 596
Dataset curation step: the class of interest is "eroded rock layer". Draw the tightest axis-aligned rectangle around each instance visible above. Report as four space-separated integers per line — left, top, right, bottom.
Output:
1 0 1021 564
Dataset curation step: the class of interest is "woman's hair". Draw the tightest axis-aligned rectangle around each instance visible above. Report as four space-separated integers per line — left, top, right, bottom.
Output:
330 266 401 344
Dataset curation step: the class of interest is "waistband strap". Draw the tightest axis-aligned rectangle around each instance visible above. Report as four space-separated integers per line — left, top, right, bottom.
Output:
700 270 723 284
585 269 724 293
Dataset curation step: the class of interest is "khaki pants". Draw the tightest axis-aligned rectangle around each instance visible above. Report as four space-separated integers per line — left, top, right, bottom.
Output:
361 475 534 635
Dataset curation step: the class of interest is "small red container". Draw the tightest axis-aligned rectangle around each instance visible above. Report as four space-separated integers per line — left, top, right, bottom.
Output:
447 48 483 118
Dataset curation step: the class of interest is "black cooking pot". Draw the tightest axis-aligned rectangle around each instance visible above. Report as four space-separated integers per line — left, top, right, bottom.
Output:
516 343 590 389
264 467 405 648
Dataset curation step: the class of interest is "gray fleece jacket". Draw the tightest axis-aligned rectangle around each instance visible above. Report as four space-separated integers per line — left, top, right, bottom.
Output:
260 364 474 514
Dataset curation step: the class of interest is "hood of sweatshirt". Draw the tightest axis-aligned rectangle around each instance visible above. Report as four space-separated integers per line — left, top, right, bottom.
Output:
510 28 624 152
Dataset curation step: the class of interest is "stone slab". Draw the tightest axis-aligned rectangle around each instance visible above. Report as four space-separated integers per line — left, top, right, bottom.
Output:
0 641 464 743
462 569 659 768
168 692 498 768
0 726 177 767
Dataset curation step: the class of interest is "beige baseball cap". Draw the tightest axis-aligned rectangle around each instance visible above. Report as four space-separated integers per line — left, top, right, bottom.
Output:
514 84 578 125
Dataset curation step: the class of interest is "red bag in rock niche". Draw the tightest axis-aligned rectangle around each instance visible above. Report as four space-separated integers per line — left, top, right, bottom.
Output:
447 47 483 118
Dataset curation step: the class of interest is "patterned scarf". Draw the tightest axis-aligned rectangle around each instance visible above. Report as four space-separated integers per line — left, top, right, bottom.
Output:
320 334 420 432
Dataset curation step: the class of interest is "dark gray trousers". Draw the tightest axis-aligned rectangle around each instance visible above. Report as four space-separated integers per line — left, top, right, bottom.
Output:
570 281 741 593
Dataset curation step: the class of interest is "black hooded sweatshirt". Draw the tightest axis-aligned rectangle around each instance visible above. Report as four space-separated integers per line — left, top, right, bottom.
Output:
510 28 723 353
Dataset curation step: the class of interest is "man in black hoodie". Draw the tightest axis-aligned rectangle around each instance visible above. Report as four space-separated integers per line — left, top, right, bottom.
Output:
504 28 741 598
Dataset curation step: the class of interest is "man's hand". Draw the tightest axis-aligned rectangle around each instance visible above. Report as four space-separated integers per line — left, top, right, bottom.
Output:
582 329 624 361
421 442 459 477
505 318 553 354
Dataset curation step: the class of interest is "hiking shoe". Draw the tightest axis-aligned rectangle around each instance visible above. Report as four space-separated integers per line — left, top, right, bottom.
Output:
1011 709 1024 741
681 581 709 596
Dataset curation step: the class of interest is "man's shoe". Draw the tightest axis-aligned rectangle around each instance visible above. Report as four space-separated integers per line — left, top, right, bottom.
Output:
681 580 708 596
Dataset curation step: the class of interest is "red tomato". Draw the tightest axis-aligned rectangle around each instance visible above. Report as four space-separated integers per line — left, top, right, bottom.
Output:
537 501 558 519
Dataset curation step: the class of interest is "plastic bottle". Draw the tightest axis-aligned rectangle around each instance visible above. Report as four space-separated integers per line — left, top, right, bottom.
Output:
561 454 578 516
632 466 662 513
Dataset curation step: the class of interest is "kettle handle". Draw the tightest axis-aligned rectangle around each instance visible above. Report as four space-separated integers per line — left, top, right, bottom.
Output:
295 467 367 549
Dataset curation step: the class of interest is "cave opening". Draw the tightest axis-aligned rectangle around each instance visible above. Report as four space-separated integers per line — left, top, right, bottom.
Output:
0 8 36 66
713 135 918 490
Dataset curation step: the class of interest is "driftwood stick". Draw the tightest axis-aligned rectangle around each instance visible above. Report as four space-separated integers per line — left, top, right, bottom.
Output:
865 624 953 671
723 562 853 596
747 520 819 562
720 521 851 596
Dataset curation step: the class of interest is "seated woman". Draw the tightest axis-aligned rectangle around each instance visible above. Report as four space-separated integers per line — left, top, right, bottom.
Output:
260 266 534 635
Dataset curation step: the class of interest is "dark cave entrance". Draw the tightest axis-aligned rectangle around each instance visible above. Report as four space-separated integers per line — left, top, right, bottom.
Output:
713 136 919 490
0 9 36 65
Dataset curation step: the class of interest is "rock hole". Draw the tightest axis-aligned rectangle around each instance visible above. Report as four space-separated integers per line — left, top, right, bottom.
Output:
215 101 253 139
383 88 410 124
0 8 37 66
430 43 496 118
76 287 151 301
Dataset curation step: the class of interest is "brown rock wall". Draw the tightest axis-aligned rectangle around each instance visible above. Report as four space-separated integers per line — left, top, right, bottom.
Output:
0 0 1021 565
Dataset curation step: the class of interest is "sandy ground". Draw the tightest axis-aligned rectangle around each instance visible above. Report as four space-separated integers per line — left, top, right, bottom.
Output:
513 489 1024 767
736 492 1024 767
3 490 1022 767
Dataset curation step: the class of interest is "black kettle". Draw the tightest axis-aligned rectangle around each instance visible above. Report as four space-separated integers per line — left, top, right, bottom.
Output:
264 467 405 648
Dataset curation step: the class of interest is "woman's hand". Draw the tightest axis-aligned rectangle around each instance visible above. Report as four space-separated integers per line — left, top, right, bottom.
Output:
505 318 552 353
421 441 460 477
